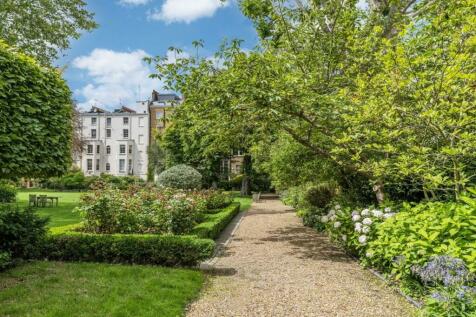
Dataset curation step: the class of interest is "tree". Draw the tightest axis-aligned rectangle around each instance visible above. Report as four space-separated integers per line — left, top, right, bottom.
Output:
0 42 73 178
0 0 97 65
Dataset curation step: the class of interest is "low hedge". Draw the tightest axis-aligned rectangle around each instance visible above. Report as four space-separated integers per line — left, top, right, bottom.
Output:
42 230 215 267
192 203 241 239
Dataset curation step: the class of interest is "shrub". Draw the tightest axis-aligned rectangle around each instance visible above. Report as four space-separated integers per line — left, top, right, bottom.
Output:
157 164 202 189
203 190 232 210
0 183 17 202
192 203 241 239
42 231 215 267
0 205 48 260
0 251 11 271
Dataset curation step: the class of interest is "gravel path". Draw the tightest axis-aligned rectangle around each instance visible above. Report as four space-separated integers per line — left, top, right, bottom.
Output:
187 198 415 317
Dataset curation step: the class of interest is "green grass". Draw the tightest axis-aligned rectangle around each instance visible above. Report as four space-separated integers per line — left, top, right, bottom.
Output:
0 261 205 317
16 190 82 227
234 196 253 212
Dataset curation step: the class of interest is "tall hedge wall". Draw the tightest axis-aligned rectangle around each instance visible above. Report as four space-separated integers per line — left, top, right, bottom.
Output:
0 41 72 178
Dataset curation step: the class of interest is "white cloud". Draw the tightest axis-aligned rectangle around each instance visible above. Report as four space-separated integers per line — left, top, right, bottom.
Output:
118 0 150 6
72 49 159 111
148 0 229 24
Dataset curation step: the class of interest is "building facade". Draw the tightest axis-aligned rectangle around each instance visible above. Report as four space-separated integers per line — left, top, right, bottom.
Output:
75 106 149 180
148 90 181 143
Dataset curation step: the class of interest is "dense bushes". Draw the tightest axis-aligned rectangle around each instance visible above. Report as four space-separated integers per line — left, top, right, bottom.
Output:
192 203 240 239
296 193 476 316
0 183 16 202
157 164 202 189
43 230 215 267
0 205 48 269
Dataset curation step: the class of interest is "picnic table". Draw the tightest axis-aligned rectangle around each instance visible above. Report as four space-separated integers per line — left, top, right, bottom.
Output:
29 195 59 207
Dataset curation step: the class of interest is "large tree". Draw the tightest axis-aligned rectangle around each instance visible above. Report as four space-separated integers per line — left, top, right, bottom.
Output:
0 0 97 65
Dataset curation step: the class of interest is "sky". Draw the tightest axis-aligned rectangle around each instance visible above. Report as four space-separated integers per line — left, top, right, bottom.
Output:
59 0 258 110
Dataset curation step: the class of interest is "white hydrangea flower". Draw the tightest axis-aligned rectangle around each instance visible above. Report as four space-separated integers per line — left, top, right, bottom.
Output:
362 225 370 233
371 209 383 218
354 222 362 232
361 208 370 216
329 215 337 221
320 215 329 223
358 235 367 244
334 221 341 228
335 204 341 210
383 213 395 219
351 210 359 217
352 214 361 222
341 234 347 241
384 207 392 213
328 209 336 216
366 252 373 258
362 218 373 225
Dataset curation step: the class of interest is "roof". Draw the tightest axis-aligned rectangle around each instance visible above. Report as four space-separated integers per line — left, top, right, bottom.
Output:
151 90 182 102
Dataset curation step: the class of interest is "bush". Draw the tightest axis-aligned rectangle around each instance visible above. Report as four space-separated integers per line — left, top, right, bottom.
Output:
192 203 241 239
42 230 215 267
203 190 232 210
0 205 48 260
0 183 17 202
157 165 202 189
0 251 11 271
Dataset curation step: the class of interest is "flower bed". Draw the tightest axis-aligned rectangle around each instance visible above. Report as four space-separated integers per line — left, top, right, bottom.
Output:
296 195 476 316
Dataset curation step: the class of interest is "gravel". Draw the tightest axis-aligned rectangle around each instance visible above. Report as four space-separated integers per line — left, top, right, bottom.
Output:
187 199 415 317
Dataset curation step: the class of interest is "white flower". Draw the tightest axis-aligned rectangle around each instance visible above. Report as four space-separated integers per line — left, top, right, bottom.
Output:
320 215 329 223
334 221 342 228
335 204 341 210
383 213 395 219
366 252 373 258
358 235 367 244
361 208 370 216
362 225 371 233
329 215 337 221
371 209 383 218
351 210 359 216
354 222 362 232
328 209 336 216
384 207 392 213
362 218 373 225
352 214 361 222
341 234 347 241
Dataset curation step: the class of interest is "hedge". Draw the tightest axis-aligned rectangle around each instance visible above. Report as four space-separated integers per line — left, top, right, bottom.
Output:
192 203 241 239
42 230 215 267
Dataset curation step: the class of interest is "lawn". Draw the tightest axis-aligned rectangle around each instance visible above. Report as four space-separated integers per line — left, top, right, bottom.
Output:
0 261 204 317
16 190 82 227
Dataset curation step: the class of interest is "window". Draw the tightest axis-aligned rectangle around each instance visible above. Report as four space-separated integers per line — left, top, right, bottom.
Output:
128 145 132 154
106 145 111 154
106 129 111 138
128 159 132 174
106 117 111 126
91 117 97 125
106 163 110 171
96 159 100 171
138 117 144 127
138 134 144 145
87 144 93 154
123 129 129 139
91 129 97 138
87 159 93 171
123 117 129 125
96 145 100 154
119 159 125 172
119 144 126 154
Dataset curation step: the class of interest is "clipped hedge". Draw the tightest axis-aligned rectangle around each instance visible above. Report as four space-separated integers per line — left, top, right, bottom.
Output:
42 230 215 267
192 203 241 239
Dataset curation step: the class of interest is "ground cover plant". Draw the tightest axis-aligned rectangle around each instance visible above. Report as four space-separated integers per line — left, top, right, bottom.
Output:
0 261 204 317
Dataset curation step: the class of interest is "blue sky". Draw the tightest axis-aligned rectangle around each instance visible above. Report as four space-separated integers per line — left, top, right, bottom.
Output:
60 0 258 110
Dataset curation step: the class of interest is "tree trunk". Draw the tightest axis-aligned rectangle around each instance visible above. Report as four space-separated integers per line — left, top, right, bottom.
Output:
240 154 252 196
373 180 385 205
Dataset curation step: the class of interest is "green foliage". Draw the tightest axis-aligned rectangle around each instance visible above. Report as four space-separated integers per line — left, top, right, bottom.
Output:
0 183 17 202
423 287 476 317
42 231 215 267
0 41 73 178
0 251 11 271
192 203 240 239
366 201 476 276
0 205 48 260
157 164 202 189
202 190 232 210
41 171 145 191
0 0 97 65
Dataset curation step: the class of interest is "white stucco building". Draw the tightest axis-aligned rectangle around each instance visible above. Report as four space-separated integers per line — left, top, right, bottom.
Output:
75 106 149 180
